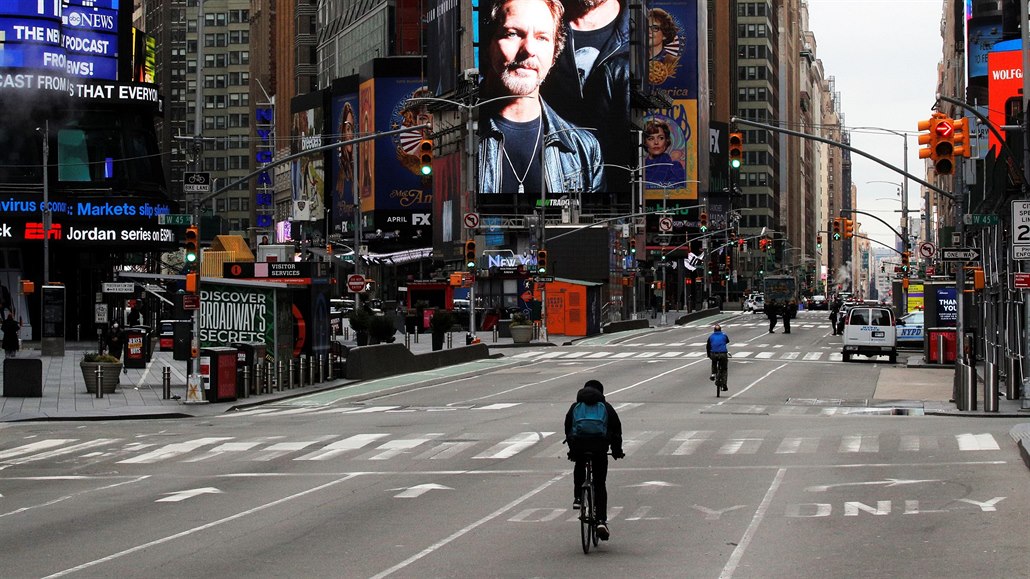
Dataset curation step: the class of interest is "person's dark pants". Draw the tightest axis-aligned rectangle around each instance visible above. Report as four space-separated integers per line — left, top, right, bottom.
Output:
782 314 791 333
768 316 777 332
573 452 609 522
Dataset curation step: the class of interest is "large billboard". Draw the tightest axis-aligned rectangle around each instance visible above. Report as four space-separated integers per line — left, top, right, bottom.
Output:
426 0 460 95
644 0 698 202
358 72 434 238
330 90 358 233
475 0 633 215
291 106 325 222
987 40 1021 157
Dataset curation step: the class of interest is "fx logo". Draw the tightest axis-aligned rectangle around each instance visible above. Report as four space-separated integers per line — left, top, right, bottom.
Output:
25 222 61 240
413 213 430 226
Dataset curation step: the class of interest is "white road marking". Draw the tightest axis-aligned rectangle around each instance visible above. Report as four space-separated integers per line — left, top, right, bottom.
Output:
473 432 553 459
719 469 785 579
295 434 390 460
118 438 234 464
0 440 77 460
956 433 1000 451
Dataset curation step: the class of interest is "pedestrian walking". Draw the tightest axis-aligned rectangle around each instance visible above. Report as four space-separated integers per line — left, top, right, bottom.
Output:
106 323 124 360
766 301 780 333
829 297 843 335
782 299 797 334
2 313 21 357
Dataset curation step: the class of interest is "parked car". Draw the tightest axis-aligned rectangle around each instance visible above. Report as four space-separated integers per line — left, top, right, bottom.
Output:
752 294 765 313
896 311 925 348
808 295 828 310
842 305 897 363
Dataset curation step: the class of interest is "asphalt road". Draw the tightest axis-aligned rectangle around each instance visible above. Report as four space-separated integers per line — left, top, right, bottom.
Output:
2 312 1028 578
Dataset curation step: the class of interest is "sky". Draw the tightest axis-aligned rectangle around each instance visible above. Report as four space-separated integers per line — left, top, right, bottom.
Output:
806 0 946 251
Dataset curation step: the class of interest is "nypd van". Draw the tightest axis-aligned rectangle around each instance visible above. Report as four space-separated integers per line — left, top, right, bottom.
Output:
841 305 897 363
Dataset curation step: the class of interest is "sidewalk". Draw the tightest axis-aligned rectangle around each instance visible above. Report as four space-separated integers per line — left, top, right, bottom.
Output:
0 327 549 422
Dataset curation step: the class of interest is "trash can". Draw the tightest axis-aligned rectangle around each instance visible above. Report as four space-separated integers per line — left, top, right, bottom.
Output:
927 328 957 363
232 342 266 397
200 347 238 402
123 326 149 369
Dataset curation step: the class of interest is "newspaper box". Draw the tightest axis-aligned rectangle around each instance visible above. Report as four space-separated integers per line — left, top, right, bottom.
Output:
200 347 238 402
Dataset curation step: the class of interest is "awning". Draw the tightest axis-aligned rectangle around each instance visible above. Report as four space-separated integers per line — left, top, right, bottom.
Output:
306 246 432 266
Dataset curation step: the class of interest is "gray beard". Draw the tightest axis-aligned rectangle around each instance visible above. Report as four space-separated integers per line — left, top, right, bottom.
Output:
499 68 546 96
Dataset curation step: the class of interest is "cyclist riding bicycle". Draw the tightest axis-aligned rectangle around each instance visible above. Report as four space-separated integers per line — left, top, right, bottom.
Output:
565 379 624 541
706 324 730 392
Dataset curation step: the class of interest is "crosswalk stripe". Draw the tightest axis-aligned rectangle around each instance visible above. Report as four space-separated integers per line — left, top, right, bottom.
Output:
718 431 767 455
612 352 635 358
734 351 753 358
585 352 613 358
840 434 879 453
635 352 658 358
183 441 264 462
365 435 442 460
802 352 822 361
755 352 775 359
775 436 819 454
295 434 390 460
118 437 234 464
473 432 554 459
956 433 1000 451
1 439 120 464
782 352 800 360
419 440 478 460
658 351 683 358
659 430 712 455
0 439 77 460
475 403 520 410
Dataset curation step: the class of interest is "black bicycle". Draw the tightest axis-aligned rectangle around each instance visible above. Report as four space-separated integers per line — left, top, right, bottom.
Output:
712 352 729 397
578 451 600 553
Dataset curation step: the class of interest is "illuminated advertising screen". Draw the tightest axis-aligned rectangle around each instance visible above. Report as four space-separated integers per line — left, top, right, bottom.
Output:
426 0 460 95
0 193 175 246
476 0 633 215
987 40 1021 157
329 91 358 233
372 77 433 213
644 0 698 202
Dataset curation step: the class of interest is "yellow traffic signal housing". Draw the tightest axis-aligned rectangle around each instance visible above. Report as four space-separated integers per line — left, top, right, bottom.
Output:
901 251 910 272
699 212 708 232
464 239 477 270
929 113 956 175
536 249 548 273
917 117 935 160
629 238 636 254
184 226 199 264
728 132 744 169
832 218 841 240
843 218 855 239
418 139 433 175
951 116 971 158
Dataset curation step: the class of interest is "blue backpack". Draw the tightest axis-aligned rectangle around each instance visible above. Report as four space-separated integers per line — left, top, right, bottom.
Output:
571 402 608 438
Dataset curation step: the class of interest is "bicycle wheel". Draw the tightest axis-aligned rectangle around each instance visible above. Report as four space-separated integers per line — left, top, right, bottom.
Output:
580 480 593 553
590 482 599 547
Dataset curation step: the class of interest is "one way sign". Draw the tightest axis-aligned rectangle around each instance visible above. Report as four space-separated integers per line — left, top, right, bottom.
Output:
939 247 981 262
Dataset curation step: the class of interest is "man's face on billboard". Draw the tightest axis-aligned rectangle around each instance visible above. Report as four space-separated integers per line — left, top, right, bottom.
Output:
490 0 557 96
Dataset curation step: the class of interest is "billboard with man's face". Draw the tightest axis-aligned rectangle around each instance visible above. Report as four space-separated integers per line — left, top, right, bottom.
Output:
475 0 633 216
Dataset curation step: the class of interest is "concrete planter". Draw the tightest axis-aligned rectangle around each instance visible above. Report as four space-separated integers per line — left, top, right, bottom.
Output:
80 361 121 394
509 324 534 344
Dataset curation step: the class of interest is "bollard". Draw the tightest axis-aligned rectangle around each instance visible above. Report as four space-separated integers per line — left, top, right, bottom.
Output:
162 366 171 400
414 329 419 343
446 332 453 349
94 366 104 399
241 366 250 399
960 361 976 411
287 359 295 389
1006 355 1022 400
344 327 350 341
300 356 309 387
316 354 323 383
984 361 998 413
327 352 334 381
255 362 265 394
276 360 284 392
937 333 947 366
308 354 316 385
405 331 411 348
493 326 498 343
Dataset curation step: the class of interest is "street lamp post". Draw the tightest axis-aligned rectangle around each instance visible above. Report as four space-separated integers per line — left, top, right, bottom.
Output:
642 178 697 323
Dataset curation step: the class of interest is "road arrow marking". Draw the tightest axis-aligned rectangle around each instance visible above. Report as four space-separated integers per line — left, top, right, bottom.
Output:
627 481 679 494
157 487 224 502
390 483 453 498
804 478 940 493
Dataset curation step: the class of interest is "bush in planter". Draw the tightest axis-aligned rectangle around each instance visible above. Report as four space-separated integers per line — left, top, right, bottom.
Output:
368 314 397 344
509 312 531 326
80 352 122 393
508 312 534 343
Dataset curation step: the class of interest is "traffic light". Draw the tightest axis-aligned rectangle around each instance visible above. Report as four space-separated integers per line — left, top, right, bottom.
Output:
536 249 548 273
759 238 768 252
917 116 934 162
832 218 841 240
184 226 199 265
843 218 855 239
951 116 971 158
629 238 636 254
418 138 433 176
929 113 956 175
185 272 199 294
464 239 477 270
738 238 746 250
816 235 822 250
728 132 744 169
699 212 708 233
901 251 910 273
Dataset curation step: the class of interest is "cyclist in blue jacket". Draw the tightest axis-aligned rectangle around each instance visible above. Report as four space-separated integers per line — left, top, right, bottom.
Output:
706 324 730 391
565 379 624 541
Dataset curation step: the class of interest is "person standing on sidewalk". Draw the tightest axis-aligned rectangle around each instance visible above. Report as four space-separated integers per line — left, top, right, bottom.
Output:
2 313 21 357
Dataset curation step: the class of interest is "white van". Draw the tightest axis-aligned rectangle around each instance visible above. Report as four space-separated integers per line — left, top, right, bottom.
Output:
842 305 897 363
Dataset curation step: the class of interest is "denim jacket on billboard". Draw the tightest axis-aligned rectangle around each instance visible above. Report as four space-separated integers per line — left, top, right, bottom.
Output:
478 99 605 194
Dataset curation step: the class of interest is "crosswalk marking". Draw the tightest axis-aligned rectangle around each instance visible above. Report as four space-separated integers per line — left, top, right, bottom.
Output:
0 430 1008 469
802 352 822 361
956 433 1000 451
296 434 390 461
473 432 554 459
118 437 234 464
475 403 520 410
755 352 775 359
